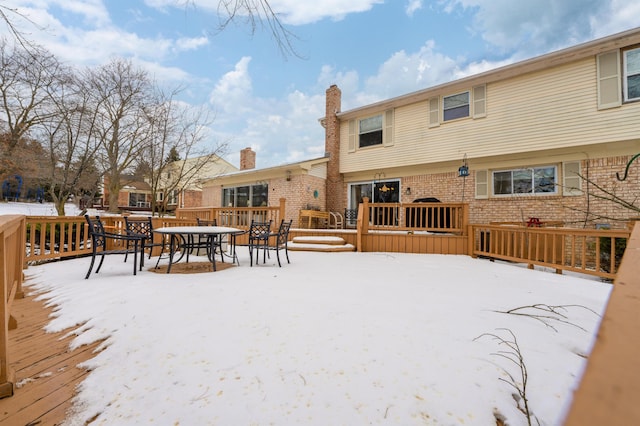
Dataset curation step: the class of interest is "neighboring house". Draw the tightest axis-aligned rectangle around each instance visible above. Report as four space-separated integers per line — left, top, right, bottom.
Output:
202 28 640 229
98 155 237 212
157 155 238 211
98 175 153 211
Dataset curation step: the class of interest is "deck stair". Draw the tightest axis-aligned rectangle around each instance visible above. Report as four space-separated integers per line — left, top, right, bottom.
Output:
288 236 355 252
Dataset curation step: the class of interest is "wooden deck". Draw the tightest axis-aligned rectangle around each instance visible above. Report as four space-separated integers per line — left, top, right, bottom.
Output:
0 287 102 425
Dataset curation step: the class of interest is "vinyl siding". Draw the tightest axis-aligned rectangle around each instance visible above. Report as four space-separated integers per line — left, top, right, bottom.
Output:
340 57 640 174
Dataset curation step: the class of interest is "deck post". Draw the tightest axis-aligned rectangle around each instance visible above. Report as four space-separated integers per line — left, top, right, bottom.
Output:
278 198 286 224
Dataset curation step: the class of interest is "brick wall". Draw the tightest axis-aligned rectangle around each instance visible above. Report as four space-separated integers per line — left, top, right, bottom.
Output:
117 191 129 207
203 174 326 227
399 155 639 229
180 190 202 208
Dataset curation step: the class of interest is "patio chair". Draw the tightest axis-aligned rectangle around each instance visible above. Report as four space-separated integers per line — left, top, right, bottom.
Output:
328 211 343 229
344 208 358 228
84 215 145 279
124 216 165 259
266 219 292 267
247 219 272 266
195 217 224 262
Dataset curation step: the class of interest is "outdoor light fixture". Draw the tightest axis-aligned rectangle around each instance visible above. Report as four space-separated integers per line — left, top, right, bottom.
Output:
405 187 411 195
286 170 292 181
458 154 469 177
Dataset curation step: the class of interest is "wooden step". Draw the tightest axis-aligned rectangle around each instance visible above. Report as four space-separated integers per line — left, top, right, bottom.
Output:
292 236 346 245
288 241 355 252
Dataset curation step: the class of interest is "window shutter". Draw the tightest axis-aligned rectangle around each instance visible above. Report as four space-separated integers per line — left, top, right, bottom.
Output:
597 50 621 109
563 161 582 196
475 170 488 199
473 84 486 118
348 119 356 152
383 109 394 146
428 97 440 128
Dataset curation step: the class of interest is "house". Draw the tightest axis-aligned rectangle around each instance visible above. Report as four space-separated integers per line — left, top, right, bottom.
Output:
156 154 237 211
98 154 237 212
202 28 640 229
328 27 640 229
201 147 330 224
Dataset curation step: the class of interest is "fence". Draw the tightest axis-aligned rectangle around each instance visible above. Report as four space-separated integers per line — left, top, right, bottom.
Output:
0 215 25 398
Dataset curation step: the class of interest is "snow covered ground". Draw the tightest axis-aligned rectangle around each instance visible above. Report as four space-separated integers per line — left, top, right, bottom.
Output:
2 202 612 425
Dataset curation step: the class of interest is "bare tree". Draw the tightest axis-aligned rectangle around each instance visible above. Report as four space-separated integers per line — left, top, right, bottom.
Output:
141 88 228 216
562 168 639 227
0 40 64 178
36 70 103 215
187 0 303 59
82 58 154 213
0 5 42 50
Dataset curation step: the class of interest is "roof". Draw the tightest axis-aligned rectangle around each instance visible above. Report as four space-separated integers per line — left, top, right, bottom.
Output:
202 155 330 185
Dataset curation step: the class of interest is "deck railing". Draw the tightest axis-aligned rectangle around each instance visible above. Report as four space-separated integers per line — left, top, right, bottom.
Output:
0 215 26 398
563 221 640 425
175 198 286 228
469 223 631 280
359 197 468 235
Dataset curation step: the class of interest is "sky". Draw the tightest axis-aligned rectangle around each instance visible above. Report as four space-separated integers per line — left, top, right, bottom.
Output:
1 201 614 424
1 1 640 170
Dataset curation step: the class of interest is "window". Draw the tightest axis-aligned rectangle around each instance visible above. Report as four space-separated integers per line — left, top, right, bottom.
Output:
167 190 178 205
222 184 269 207
492 166 557 196
129 192 150 208
624 47 640 101
156 192 164 202
358 115 383 148
348 180 400 208
443 91 470 121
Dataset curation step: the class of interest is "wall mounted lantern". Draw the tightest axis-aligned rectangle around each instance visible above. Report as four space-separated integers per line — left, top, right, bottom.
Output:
286 170 292 181
405 187 411 196
458 154 469 177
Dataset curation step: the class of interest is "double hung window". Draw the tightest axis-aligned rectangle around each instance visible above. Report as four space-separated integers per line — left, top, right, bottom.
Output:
624 47 640 101
358 115 383 148
443 91 470 121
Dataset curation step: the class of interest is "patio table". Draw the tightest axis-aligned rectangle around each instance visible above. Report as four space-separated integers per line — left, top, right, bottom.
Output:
154 226 244 273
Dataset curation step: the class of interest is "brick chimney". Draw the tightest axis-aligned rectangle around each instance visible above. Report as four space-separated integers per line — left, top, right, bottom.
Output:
324 85 343 213
240 147 256 170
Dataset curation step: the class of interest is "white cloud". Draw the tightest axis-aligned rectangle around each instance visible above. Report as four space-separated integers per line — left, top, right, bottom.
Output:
209 56 253 114
358 41 460 104
175 35 209 51
439 0 637 57
405 0 423 17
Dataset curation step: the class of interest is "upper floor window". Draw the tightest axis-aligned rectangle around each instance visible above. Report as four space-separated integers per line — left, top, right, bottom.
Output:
443 91 470 121
623 47 640 101
492 166 557 196
359 114 383 148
